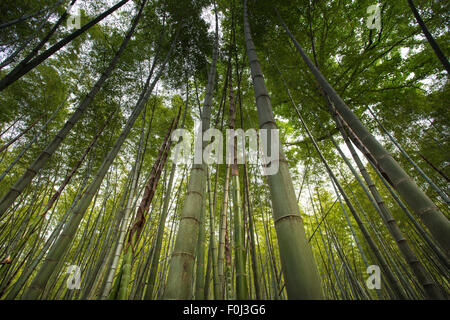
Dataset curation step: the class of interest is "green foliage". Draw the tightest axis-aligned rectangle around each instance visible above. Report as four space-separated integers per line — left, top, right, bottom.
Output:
0 0 448 301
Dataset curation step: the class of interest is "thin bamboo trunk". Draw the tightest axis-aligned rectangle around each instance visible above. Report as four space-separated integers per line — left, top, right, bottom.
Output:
207 169 220 299
0 0 130 91
144 82 189 300
0 114 43 153
20 28 177 300
195 195 206 299
218 165 231 299
0 2 142 218
334 111 444 299
228 61 248 300
243 0 322 299
419 153 450 184
163 6 219 299
277 11 450 258
406 0 450 74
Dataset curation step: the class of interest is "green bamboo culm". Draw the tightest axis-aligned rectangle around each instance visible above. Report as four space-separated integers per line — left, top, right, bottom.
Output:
118 248 133 300
232 172 248 299
243 0 322 299
0 0 139 220
20 22 179 300
108 265 124 300
217 165 232 299
163 4 219 300
143 82 189 300
195 195 206 299
331 110 445 299
207 168 220 300
228 62 249 300
276 9 450 259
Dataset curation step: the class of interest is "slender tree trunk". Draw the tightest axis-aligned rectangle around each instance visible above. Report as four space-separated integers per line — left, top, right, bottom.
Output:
0 0 65 30
277 10 450 258
406 0 450 74
419 153 450 184
243 0 322 299
0 116 23 139
144 81 189 300
0 0 131 91
204 230 213 299
163 7 219 299
228 62 248 300
20 27 177 300
333 110 444 299
0 115 43 153
0 2 142 218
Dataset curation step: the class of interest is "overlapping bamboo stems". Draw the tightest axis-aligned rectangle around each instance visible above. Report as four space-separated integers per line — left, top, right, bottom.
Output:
0 0 65 30
279 88 406 299
243 0 322 299
276 9 450 259
85 166 134 298
367 106 449 205
21 24 178 299
163 3 219 299
307 183 347 299
0 0 131 91
1 146 96 299
0 0 71 69
0 0 143 219
227 45 249 299
218 165 232 299
0 114 44 154
144 81 189 300
296 98 444 299
0 0 74 70
338 117 450 275
204 168 217 299
117 113 179 300
101 107 149 299
330 109 445 299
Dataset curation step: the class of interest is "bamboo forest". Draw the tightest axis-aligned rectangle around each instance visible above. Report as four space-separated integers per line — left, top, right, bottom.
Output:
0 0 449 302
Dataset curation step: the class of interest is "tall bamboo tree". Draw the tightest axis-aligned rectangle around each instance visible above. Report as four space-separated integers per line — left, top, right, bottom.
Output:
163 4 219 300
276 10 450 258
243 0 322 299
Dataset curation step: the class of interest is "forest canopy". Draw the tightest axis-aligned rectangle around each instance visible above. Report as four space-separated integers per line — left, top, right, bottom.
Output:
0 0 448 301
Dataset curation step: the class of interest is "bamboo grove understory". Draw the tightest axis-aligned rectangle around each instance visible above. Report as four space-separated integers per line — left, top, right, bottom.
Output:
0 0 448 300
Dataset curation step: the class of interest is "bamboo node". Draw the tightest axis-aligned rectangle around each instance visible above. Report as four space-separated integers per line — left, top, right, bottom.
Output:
274 213 302 224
